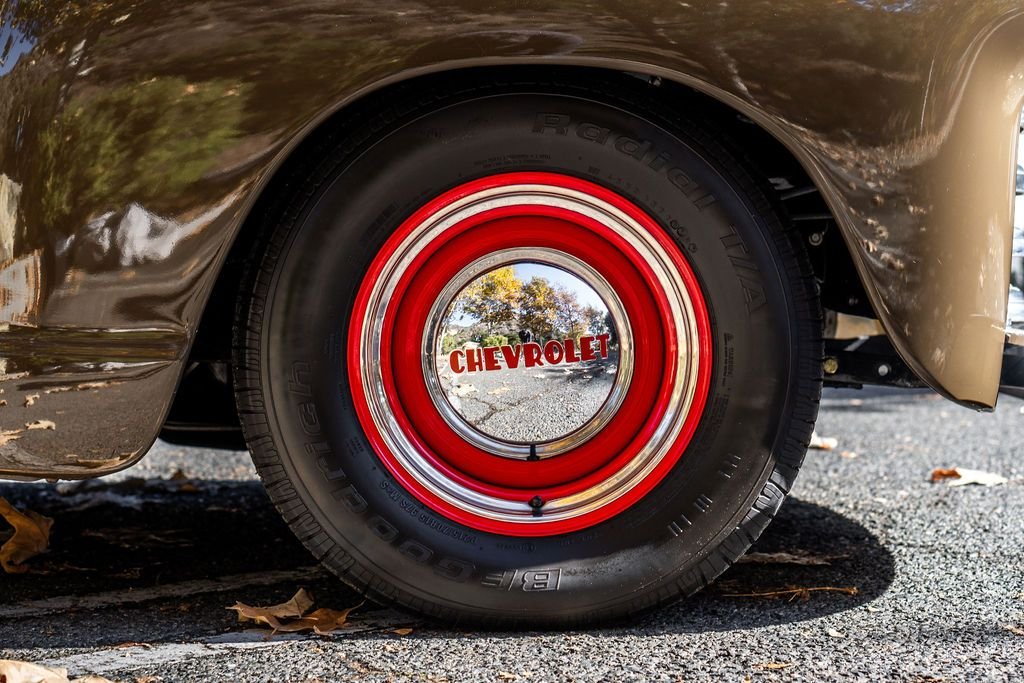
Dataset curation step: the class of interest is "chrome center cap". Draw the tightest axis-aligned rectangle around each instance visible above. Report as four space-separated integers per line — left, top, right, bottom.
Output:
423 248 633 459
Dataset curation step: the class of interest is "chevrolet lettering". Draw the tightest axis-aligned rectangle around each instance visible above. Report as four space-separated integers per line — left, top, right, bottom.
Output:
448 335 611 374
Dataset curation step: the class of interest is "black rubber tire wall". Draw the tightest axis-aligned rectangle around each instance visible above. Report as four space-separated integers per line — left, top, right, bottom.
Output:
233 70 823 627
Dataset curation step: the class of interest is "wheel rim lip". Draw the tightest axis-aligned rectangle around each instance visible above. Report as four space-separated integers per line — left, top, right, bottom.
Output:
421 246 635 458
348 172 712 536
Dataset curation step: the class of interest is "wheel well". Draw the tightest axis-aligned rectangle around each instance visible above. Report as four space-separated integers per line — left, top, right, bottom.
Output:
161 65 867 445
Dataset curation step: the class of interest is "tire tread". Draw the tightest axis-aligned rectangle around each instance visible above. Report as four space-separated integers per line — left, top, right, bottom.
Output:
232 69 823 627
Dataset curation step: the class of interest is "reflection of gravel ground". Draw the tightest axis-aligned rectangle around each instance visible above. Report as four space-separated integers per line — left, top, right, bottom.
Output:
436 352 618 443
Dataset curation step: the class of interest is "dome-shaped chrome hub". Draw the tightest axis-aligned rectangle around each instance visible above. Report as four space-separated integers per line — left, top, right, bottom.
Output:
424 250 633 459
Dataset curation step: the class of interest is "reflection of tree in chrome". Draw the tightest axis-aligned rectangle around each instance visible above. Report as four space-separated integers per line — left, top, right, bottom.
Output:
446 266 612 352
457 266 522 331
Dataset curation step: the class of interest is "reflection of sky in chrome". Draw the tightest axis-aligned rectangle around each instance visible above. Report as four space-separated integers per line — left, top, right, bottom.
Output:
515 262 605 310
0 26 35 78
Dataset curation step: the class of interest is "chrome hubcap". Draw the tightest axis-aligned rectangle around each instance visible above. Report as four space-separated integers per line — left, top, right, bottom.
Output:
424 248 634 459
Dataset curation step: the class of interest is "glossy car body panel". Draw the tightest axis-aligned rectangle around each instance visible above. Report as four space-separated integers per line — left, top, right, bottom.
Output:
1 1 1022 479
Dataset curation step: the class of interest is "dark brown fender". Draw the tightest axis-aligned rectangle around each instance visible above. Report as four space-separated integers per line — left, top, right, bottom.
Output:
1 1 1022 479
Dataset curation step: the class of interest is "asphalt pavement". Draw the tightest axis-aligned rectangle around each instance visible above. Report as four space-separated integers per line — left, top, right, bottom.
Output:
1 387 1023 682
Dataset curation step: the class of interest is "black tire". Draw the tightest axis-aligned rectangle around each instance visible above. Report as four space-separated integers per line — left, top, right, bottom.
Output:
233 70 822 627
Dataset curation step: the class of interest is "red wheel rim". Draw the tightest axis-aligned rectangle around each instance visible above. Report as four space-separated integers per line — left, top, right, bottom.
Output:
349 173 712 536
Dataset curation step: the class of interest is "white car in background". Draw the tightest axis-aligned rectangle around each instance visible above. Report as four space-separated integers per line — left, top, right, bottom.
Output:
1010 128 1024 306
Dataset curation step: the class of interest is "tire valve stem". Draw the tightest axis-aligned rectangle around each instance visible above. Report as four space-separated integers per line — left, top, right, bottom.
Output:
529 496 545 517
527 444 539 462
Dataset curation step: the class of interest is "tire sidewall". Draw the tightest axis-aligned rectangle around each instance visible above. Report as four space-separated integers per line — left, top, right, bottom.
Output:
253 89 802 619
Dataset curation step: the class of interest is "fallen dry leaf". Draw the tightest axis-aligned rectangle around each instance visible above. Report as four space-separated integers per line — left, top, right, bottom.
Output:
25 420 56 431
0 498 54 573
271 605 362 635
930 467 1007 487
755 662 795 671
930 467 960 482
738 551 843 566
723 585 859 602
0 429 21 446
391 627 414 636
1004 624 1024 636
23 394 39 407
0 659 115 682
827 628 846 639
228 590 363 635
228 588 315 629
809 432 838 450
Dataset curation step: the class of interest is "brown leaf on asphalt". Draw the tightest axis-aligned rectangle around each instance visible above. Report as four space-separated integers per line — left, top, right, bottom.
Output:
272 605 362 635
0 659 115 682
0 498 54 573
228 588 315 629
227 591 364 635
23 394 39 407
0 429 21 446
754 662 795 670
930 467 1007 487
24 420 56 431
930 467 961 482
723 585 859 602
1005 624 1024 636
391 627 414 636
738 551 843 566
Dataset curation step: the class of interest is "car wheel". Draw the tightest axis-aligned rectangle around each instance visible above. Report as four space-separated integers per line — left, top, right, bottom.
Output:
233 73 822 626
